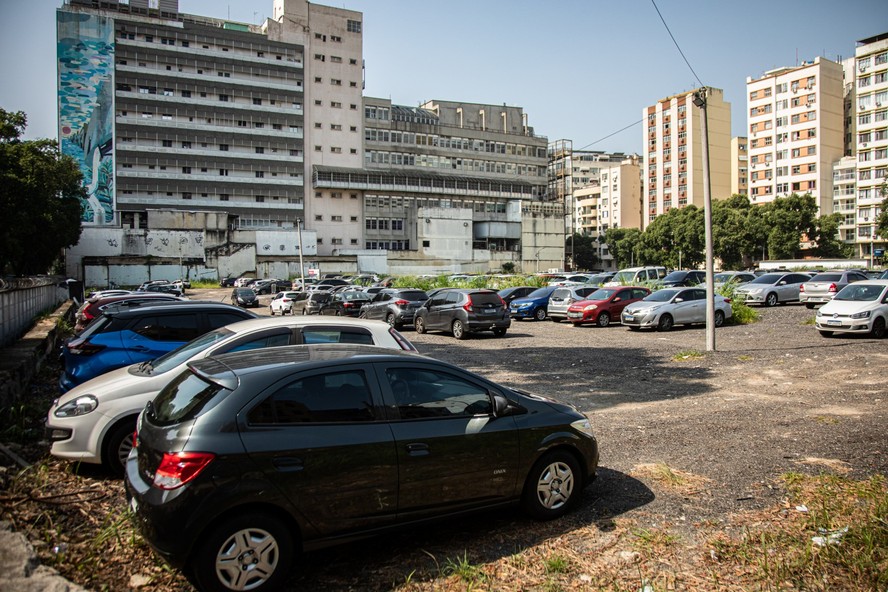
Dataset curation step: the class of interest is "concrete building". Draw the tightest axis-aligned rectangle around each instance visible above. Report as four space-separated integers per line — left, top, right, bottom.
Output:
731 137 749 196
832 155 858 245
745 57 845 214
642 87 732 229
854 32 888 263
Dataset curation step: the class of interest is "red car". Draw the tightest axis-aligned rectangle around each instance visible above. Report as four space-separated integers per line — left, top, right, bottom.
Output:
566 286 650 327
74 293 184 332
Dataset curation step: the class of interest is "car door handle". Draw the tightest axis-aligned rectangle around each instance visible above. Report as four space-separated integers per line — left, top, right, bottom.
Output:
272 457 304 471
130 345 150 352
405 443 429 456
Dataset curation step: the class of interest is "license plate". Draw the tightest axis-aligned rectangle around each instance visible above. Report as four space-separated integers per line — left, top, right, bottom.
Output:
826 319 842 326
568 312 582 318
623 315 634 321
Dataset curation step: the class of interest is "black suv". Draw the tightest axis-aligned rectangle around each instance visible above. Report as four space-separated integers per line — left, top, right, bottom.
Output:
414 288 510 339
126 344 598 592
231 287 260 307
359 288 428 329
659 270 707 288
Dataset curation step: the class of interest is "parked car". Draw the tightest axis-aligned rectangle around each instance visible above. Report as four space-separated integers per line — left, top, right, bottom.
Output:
414 288 510 339
252 279 285 295
219 276 237 288
48 318 417 474
733 272 811 306
59 302 257 392
231 287 260 308
713 271 756 291
604 266 667 286
547 286 601 322
497 286 537 306
659 270 706 288
74 293 185 333
269 291 303 315
86 289 132 300
585 272 616 286
566 286 651 327
800 270 869 309
297 291 332 315
234 277 255 288
621 287 732 331
125 344 599 592
814 280 888 338
509 286 558 321
319 290 373 317
548 274 597 287
137 282 183 297
359 288 429 329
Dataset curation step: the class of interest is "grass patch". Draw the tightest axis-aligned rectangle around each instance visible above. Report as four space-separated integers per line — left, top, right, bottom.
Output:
673 349 704 362
802 316 816 325
442 551 487 586
544 554 570 574
708 473 887 591
632 462 711 495
632 527 679 556
737 354 753 361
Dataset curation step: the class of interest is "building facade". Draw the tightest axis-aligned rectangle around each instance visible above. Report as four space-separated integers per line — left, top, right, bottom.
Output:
642 87 732 229
730 136 748 196
745 57 845 214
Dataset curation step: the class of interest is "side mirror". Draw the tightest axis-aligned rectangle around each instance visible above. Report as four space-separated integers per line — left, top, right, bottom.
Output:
613 297 621 302
493 393 526 417
674 297 684 303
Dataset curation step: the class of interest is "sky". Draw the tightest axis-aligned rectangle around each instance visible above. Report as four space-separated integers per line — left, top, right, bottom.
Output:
2 0 886 154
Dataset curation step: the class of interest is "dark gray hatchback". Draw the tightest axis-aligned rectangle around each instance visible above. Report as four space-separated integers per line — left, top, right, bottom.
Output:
414 288 510 339
126 345 598 592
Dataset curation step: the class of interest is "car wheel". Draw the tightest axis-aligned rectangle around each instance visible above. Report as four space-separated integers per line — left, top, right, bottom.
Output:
534 307 547 321
452 319 467 340
805 303 815 310
714 310 725 327
335 310 343 316
359 311 368 319
385 313 396 327
269 306 275 316
493 327 507 337
550 316 561 323
657 314 674 332
414 317 426 334
819 330 834 338
765 292 778 307
103 419 136 475
628 326 641 331
301 308 308 316
192 512 294 592
521 450 581 520
596 312 611 328
871 317 886 339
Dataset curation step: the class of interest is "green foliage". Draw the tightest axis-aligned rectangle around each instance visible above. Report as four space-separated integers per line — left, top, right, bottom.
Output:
0 109 84 275
604 227 643 268
812 212 853 258
712 195 768 269
718 282 759 325
639 206 704 268
759 193 818 259
567 233 599 271
500 261 516 274
877 180 888 239
388 274 548 292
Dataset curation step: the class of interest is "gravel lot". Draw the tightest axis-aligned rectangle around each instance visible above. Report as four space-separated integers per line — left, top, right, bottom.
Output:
6 289 886 590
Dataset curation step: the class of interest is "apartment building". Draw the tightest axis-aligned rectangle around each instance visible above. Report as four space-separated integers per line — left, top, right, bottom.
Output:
746 57 845 214
731 137 749 196
832 156 858 245
642 87 732 229
854 32 888 261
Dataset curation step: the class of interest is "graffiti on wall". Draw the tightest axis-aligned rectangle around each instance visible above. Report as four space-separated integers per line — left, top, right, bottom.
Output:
57 10 115 225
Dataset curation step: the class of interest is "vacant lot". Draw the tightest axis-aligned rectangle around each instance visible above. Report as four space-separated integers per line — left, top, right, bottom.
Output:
3 291 885 591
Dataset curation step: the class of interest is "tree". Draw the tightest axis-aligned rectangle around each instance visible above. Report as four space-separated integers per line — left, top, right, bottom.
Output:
639 206 704 268
604 227 642 268
877 180 888 239
711 195 768 269
811 213 852 258
0 109 84 275
568 234 599 271
759 193 818 260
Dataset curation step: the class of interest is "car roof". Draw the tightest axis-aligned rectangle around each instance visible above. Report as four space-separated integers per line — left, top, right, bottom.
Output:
104 301 249 318
217 315 397 332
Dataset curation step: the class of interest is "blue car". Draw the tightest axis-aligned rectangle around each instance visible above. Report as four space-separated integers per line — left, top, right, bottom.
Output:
509 286 558 321
59 303 256 392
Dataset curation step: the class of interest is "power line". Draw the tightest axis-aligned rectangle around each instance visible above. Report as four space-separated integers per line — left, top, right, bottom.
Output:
650 0 704 88
575 119 643 151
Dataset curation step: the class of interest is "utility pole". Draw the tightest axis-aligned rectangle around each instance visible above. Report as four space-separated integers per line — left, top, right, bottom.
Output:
693 87 716 352
297 218 305 289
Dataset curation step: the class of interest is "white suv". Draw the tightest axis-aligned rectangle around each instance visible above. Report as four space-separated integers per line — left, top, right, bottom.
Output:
604 266 667 286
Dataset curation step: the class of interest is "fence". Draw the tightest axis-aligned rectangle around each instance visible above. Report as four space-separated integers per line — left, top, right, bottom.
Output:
0 277 70 348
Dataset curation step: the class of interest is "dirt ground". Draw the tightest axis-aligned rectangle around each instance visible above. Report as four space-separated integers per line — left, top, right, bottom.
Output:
3 288 885 591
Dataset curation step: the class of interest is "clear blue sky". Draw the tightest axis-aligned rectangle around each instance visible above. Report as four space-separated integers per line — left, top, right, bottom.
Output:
2 0 885 153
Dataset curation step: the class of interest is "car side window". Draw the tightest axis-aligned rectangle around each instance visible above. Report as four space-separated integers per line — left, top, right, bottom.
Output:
248 370 375 424
132 314 200 342
300 327 375 345
224 332 292 353
444 292 461 305
385 368 492 420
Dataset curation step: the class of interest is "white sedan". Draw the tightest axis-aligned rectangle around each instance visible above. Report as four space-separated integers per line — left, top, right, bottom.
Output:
621 287 732 331
815 280 888 339
46 317 417 474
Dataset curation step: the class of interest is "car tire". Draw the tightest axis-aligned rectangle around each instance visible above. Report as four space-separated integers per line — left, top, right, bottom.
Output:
657 314 674 332
596 312 611 328
359 311 368 319
765 292 778 307
191 512 294 592
269 306 275 316
414 317 426 334
452 319 467 340
385 313 396 327
534 307 547 321
805 303 815 310
493 327 507 337
301 308 308 316
628 326 641 331
103 419 136 475
521 450 581 520
819 330 834 338
872 317 886 339
714 310 725 327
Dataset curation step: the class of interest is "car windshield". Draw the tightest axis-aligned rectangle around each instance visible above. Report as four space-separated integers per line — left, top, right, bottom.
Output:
662 271 688 281
749 273 783 284
610 271 634 283
235 288 254 296
144 328 235 375
644 289 680 302
586 288 617 300
714 273 740 282
526 287 555 299
834 284 885 302
340 292 371 301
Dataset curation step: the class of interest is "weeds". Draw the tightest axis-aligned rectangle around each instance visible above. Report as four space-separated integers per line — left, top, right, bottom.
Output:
442 551 486 586
673 349 704 361
544 554 570 574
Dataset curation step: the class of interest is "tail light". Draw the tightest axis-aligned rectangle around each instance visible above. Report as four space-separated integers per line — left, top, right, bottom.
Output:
393 299 409 307
828 283 837 293
343 302 356 308
65 339 105 356
152 451 215 490
463 296 474 312
389 327 418 351
722 298 732 303
282 298 291 303
799 284 805 293
499 296 507 310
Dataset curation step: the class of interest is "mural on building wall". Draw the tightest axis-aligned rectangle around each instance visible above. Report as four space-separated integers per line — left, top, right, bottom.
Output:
58 11 115 225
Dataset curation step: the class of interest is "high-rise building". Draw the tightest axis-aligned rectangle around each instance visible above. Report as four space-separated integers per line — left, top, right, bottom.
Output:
745 57 845 214
832 155 858 245
853 32 887 262
642 87 732 229
730 137 748 196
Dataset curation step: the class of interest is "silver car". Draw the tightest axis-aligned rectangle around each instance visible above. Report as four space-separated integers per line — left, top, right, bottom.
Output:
733 272 811 306
621 287 732 331
548 286 600 322
799 270 869 309
713 271 756 291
